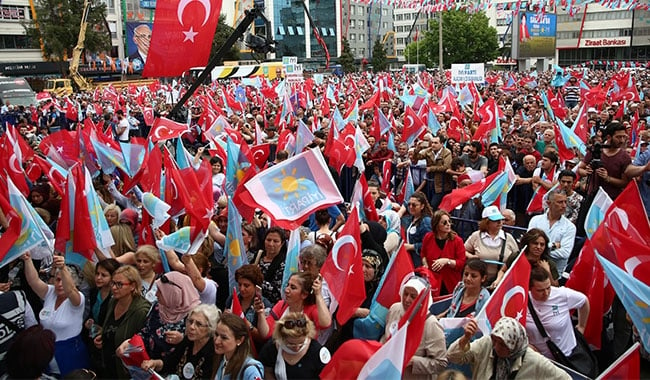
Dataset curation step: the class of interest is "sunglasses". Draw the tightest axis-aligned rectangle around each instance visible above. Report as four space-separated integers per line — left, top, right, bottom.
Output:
441 220 451 226
160 274 182 290
110 280 132 289
283 318 307 329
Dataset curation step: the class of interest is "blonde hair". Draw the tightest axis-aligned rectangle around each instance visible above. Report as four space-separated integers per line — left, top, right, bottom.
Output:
113 265 142 297
272 311 316 343
110 224 136 256
134 244 159 263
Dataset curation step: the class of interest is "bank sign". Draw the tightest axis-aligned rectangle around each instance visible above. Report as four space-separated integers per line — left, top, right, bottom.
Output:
451 63 485 84
579 37 630 48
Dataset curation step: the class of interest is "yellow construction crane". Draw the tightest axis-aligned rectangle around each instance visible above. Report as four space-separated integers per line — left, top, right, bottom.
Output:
68 0 93 90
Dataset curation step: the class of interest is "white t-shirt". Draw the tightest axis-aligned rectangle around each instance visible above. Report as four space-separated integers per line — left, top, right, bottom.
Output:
199 278 218 305
39 285 85 341
525 286 587 358
117 118 130 141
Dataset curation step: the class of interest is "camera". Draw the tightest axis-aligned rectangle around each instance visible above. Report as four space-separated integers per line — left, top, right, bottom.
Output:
589 142 602 169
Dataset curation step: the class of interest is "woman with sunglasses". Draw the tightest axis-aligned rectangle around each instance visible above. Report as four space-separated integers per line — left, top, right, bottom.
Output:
259 312 330 379
213 313 264 380
117 271 200 364
464 206 519 288
422 210 466 296
94 265 150 379
404 191 434 268
141 304 220 379
257 272 331 342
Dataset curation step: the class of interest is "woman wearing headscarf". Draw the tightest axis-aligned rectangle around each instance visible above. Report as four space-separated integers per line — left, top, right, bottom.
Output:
382 276 448 379
448 317 571 380
117 271 200 361
379 209 402 257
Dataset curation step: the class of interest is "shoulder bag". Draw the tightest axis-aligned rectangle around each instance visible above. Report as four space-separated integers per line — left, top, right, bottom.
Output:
527 299 598 378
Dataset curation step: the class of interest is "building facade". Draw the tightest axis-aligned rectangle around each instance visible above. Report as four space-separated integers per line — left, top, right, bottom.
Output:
393 7 431 63
0 0 42 63
340 1 394 61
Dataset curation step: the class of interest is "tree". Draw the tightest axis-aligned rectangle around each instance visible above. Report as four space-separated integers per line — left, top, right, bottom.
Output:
209 14 240 64
371 38 387 72
338 38 356 73
22 0 110 61
405 10 498 69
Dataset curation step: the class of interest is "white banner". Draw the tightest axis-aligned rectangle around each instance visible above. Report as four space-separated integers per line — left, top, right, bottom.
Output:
451 63 485 84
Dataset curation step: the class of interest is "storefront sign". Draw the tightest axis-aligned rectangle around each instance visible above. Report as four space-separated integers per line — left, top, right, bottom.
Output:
580 37 630 48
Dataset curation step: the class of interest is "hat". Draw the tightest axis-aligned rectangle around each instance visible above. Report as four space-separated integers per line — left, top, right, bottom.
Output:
482 205 504 221
457 173 471 184
245 113 254 119
612 102 619 106
587 107 597 113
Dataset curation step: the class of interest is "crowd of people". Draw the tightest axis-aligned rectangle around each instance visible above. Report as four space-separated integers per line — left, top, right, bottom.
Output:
0 65 649 380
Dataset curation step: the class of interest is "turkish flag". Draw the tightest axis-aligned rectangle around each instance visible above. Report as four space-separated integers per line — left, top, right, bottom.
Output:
597 342 640 380
565 239 614 349
321 206 366 325
438 173 497 212
230 288 245 318
402 106 426 146
0 190 21 263
473 98 499 140
149 117 190 142
249 143 270 170
144 0 222 77
476 250 531 333
143 107 155 126
320 339 382 380
359 175 379 222
32 156 66 196
326 125 355 172
590 181 650 286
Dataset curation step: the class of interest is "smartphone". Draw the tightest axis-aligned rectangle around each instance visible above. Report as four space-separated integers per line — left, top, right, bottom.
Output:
255 285 263 300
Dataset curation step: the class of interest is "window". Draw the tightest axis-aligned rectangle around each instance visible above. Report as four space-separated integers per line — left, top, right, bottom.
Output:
321 27 327 36
382 22 387 29
350 33 355 40
0 6 26 20
351 20 355 28
287 26 295 35
329 28 335 36
0 34 30 49
296 26 303 35
277 26 286 36
359 34 364 42
358 6 363 16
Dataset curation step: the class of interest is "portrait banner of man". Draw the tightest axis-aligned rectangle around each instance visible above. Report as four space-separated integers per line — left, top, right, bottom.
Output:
126 22 153 72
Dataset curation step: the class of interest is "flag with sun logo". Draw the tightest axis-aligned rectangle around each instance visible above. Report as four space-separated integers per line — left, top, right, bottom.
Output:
243 148 343 229
225 197 247 294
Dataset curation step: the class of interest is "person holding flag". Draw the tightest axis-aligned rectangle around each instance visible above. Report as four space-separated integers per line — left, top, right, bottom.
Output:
448 317 570 379
381 275 448 378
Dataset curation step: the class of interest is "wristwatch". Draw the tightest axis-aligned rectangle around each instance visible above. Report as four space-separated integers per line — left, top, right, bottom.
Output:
447 259 452 266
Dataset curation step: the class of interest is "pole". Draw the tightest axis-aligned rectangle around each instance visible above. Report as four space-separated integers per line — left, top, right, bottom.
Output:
416 33 419 66
438 11 443 70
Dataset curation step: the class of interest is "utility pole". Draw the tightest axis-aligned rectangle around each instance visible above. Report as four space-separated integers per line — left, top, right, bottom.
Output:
438 12 443 70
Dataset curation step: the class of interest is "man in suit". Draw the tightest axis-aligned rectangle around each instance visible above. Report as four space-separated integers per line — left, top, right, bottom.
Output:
128 24 151 70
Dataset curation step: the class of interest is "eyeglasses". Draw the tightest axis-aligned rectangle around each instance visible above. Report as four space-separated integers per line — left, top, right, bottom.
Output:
160 275 182 290
283 318 307 329
441 220 451 226
110 280 132 289
186 318 208 329
407 203 419 207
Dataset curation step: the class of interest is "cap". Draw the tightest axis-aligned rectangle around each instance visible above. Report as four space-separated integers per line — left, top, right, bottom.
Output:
245 113 254 119
481 205 505 221
612 102 619 106
587 107 597 113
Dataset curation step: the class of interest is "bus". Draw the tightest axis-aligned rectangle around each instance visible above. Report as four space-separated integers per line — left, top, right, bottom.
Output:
403 64 426 73
0 77 37 106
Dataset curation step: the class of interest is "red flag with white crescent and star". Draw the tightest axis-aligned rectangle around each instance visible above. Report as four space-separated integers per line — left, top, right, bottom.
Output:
475 250 531 334
149 117 190 143
320 205 366 325
143 0 223 77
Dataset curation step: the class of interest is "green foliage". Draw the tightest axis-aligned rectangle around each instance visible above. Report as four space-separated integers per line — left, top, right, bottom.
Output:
338 38 356 73
22 0 110 60
371 38 387 72
210 14 240 64
405 10 499 69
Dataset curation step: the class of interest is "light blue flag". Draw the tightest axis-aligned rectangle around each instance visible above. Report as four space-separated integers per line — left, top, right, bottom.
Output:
281 228 301 300
142 192 171 229
387 130 396 152
331 106 346 131
344 101 359 124
119 142 146 177
399 94 417 108
457 85 473 108
225 136 248 196
597 253 650 352
556 117 587 155
481 171 509 207
241 77 262 88
584 188 612 239
295 120 315 155
428 107 441 135
225 197 247 295
540 90 555 120
156 227 191 253
83 167 115 257
175 138 194 170
326 84 337 103
3 179 54 267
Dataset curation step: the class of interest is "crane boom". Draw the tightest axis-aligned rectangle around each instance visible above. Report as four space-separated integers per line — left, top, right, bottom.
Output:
69 0 92 91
